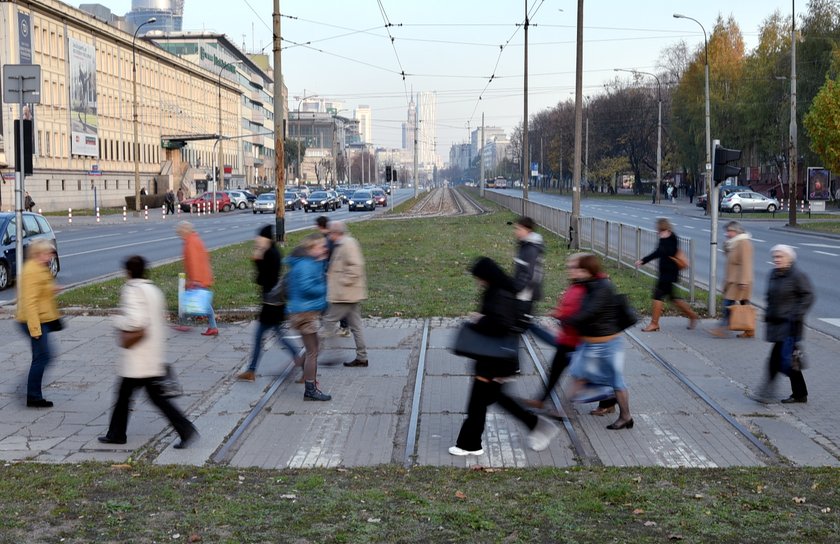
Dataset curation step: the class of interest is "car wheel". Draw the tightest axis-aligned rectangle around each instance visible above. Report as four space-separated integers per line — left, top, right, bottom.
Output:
223 204 231 212
238 202 247 209
48 255 59 277
0 261 9 290
732 204 741 213
767 204 777 212
253 210 257 214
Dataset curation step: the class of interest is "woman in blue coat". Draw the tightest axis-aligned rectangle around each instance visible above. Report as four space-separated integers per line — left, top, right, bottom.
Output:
285 233 331 401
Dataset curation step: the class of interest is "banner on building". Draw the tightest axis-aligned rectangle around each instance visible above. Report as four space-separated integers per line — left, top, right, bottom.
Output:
69 38 99 157
18 12 32 64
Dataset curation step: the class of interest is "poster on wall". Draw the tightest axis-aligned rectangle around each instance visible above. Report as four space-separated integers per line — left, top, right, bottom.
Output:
807 167 830 200
68 38 99 157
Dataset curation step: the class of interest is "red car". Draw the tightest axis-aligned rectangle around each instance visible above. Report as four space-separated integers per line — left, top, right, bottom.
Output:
180 192 233 213
371 189 388 207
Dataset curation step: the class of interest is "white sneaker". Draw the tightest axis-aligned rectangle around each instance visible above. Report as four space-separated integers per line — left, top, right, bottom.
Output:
448 446 483 456
527 415 560 451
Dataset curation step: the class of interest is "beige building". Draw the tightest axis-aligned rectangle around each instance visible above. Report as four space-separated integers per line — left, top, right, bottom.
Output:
0 0 283 211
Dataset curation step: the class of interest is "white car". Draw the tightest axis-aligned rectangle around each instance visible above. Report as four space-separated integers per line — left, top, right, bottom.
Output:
224 190 250 209
252 193 276 214
720 191 780 213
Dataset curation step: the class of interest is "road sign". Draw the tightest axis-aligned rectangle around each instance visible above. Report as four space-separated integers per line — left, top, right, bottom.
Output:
3 64 41 104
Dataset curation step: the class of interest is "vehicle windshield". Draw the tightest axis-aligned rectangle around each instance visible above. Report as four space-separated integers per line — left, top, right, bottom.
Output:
257 194 275 200
309 192 328 199
352 191 372 199
284 192 297 199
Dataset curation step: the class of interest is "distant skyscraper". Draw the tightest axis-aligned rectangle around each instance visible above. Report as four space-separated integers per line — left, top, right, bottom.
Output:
355 105 372 144
402 95 416 152
126 0 183 33
416 91 437 166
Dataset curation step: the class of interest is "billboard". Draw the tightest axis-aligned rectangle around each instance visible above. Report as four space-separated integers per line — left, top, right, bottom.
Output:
807 167 830 200
68 38 99 157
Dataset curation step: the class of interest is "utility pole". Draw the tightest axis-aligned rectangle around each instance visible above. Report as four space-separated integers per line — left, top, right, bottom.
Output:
540 136 544 191
789 0 798 226
521 0 529 213
570 0 584 248
273 0 286 242
479 113 485 197
413 97 419 198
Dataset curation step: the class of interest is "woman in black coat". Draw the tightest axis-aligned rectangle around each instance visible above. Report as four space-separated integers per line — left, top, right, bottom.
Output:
237 225 302 381
450 257 558 457
754 245 814 403
635 217 698 331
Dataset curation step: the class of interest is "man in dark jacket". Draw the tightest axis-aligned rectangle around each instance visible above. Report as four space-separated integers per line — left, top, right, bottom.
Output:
509 216 545 329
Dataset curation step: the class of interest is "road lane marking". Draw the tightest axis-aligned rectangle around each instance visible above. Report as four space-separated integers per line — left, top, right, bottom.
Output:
58 232 124 244
61 235 180 257
751 237 766 243
814 250 839 257
819 318 840 328
801 243 840 249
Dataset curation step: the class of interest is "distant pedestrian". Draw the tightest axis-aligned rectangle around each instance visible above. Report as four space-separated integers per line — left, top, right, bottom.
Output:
635 218 698 331
164 189 176 215
320 221 370 368
98 255 197 448
237 225 302 382
15 239 62 408
316 215 350 337
285 233 332 401
666 184 674 203
450 257 558 457
24 191 35 212
176 187 185 203
140 187 147 196
753 245 814 404
509 216 545 333
175 221 219 336
711 221 754 338
687 185 695 204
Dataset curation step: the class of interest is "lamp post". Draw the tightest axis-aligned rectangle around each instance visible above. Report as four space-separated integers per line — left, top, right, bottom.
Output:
216 59 241 213
674 12 716 316
132 17 156 213
616 69 662 204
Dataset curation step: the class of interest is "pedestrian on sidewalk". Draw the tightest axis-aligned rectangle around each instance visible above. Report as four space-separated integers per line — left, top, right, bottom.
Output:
509 216 545 334
563 254 633 430
175 221 219 336
24 191 35 212
99 256 197 448
15 239 62 408
687 185 695 204
450 257 559 456
286 233 332 401
320 221 370 368
711 221 754 338
237 225 302 382
667 184 674 203
635 218 698 332
164 189 176 215
316 215 350 337
753 245 814 404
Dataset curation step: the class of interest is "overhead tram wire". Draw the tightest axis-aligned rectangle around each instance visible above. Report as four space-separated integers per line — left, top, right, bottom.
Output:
376 0 411 106
280 37 405 76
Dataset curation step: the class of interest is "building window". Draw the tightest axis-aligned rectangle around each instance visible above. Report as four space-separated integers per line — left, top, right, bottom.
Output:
46 180 50 191
61 179 65 191
116 180 119 190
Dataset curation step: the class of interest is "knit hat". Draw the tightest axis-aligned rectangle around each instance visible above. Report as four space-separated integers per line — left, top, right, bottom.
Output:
257 225 273 239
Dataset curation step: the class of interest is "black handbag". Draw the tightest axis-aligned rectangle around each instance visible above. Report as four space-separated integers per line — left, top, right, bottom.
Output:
263 273 287 306
156 364 183 399
44 318 65 332
451 323 519 362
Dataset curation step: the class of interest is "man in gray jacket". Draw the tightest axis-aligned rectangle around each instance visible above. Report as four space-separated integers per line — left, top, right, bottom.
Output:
509 216 545 328
321 221 369 367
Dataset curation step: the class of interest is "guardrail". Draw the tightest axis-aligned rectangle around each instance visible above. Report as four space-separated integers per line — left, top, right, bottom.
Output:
483 191 697 302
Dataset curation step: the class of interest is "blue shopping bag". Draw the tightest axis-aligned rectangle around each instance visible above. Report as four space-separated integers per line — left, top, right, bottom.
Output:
181 288 213 316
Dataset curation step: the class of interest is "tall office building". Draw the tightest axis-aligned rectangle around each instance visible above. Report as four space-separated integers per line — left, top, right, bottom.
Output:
355 105 372 144
126 0 184 33
416 91 437 167
402 95 416 152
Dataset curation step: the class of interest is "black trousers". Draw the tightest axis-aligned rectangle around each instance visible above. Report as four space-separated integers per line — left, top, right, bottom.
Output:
456 377 538 452
768 341 808 399
104 377 194 441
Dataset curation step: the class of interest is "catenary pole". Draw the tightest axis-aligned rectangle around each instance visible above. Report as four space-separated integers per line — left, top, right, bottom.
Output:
273 0 286 242
570 0 584 248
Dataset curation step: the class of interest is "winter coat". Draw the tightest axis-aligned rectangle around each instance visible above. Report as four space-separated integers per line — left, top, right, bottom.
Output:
254 243 285 325
327 234 367 303
723 233 753 301
551 282 586 347
641 232 680 283
564 277 623 338
512 231 545 304
764 264 814 342
113 279 166 378
469 257 519 378
16 259 60 337
284 249 327 315
182 231 213 288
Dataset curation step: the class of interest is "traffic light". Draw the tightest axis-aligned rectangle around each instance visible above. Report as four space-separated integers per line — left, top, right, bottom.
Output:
713 144 741 185
385 165 392 182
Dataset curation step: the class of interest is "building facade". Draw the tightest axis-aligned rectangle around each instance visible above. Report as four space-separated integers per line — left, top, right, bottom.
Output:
416 91 437 167
354 104 371 144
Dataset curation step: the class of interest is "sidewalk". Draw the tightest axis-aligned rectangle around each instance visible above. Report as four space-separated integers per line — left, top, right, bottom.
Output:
1 313 838 468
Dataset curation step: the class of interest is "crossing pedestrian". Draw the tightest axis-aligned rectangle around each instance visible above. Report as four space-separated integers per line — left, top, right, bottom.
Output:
635 218 698 332
711 221 754 338
175 221 219 336
752 245 814 404
315 215 350 337
509 216 545 333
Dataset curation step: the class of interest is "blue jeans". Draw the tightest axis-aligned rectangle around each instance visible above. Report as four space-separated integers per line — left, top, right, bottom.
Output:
721 299 736 326
248 321 299 372
207 306 218 329
18 322 53 400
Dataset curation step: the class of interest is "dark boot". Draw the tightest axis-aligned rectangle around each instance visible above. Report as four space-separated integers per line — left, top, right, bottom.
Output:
304 380 331 401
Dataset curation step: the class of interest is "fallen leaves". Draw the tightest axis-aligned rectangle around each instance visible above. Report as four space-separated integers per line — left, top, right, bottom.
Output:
454 490 467 500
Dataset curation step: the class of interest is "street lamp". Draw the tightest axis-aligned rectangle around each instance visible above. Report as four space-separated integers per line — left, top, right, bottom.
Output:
616 69 662 204
132 17 156 213
674 12 717 316
216 59 242 213
295 94 318 184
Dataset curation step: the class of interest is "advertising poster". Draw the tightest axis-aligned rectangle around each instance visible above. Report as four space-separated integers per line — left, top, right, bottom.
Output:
807 167 830 200
69 38 99 157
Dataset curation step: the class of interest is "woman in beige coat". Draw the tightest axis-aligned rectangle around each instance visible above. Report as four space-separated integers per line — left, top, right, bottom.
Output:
713 221 754 338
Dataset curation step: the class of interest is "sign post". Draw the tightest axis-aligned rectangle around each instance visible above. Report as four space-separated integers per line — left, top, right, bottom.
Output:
3 64 41 286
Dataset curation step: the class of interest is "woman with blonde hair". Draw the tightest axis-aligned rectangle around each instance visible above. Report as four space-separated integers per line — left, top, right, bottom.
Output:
16 239 62 408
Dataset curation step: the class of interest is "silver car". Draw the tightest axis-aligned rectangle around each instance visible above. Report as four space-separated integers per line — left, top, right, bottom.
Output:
720 191 780 213
224 190 250 209
252 193 276 214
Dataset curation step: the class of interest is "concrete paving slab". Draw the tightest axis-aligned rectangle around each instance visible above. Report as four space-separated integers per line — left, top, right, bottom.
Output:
750 417 840 467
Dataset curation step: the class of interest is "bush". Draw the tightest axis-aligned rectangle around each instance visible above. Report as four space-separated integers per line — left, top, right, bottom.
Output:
124 195 165 209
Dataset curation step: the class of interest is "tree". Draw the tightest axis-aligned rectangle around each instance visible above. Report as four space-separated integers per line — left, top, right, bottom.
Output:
804 77 840 173
284 139 308 178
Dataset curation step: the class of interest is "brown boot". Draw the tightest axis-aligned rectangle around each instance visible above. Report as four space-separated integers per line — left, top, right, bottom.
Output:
642 300 663 332
674 299 698 329
236 370 255 382
737 330 755 338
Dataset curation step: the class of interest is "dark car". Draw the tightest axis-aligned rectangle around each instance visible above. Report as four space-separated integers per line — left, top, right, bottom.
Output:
303 191 337 213
241 190 257 204
0 212 60 290
348 190 375 211
284 191 302 211
371 189 388 207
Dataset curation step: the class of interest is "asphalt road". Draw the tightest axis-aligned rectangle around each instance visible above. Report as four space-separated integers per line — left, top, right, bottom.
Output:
0 188 415 305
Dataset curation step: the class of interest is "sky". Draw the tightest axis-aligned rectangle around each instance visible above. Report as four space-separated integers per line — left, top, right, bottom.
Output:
78 1 806 160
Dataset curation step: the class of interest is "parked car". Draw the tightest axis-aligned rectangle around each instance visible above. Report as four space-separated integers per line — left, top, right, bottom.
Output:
224 190 250 209
253 192 277 214
720 191 780 213
303 191 338 213
371 188 388 207
348 190 375 212
0 212 60 290
283 191 302 211
180 192 233 212
241 190 258 204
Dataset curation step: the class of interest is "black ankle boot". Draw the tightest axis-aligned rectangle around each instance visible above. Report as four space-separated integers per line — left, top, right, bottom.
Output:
304 381 331 401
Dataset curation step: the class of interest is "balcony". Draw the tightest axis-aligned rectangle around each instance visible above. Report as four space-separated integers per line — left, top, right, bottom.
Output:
250 89 263 105
251 109 264 126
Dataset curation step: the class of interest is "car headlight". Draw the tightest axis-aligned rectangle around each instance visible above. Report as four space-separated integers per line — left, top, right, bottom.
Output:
366 199 373 205
349 200 355 205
